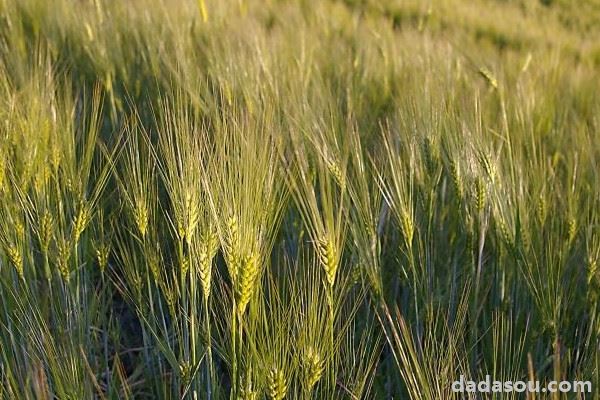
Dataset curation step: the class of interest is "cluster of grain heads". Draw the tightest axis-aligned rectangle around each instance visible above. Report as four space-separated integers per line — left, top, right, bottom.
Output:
0 64 117 396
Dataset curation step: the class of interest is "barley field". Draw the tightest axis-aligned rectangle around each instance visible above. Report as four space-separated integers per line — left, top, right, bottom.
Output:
0 0 599 398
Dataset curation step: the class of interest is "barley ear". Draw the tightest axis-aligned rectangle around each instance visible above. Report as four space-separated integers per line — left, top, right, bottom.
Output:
199 228 218 301
72 200 91 243
133 199 149 239
224 215 240 281
56 237 72 282
6 244 24 279
267 367 287 400
303 346 324 392
235 252 259 316
317 236 338 287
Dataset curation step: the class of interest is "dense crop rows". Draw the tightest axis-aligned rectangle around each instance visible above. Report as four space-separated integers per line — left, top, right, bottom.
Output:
0 0 599 398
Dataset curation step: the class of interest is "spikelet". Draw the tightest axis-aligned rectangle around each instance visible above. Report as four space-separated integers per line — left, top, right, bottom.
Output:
176 215 186 241
537 194 547 224
0 157 5 192
14 221 25 241
65 177 74 193
72 201 91 242
56 237 71 282
399 208 414 248
586 256 598 286
183 189 200 244
267 367 287 400
450 159 464 204
567 217 577 244
326 157 345 188
180 257 189 276
475 177 486 215
199 228 218 301
238 367 258 400
95 242 110 273
236 252 259 315
38 211 54 253
147 245 161 283
207 227 220 257
6 244 23 279
317 236 338 287
179 360 191 387
50 144 61 174
162 282 177 316
133 199 149 239
303 346 324 392
497 217 512 248
224 215 240 281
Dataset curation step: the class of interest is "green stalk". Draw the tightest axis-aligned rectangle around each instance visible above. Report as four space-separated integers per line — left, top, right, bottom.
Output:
230 301 238 399
203 294 214 400
177 238 189 365
326 283 335 393
188 247 199 398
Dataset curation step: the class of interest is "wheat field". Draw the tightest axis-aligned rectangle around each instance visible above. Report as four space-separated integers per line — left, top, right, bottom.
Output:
0 0 599 398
